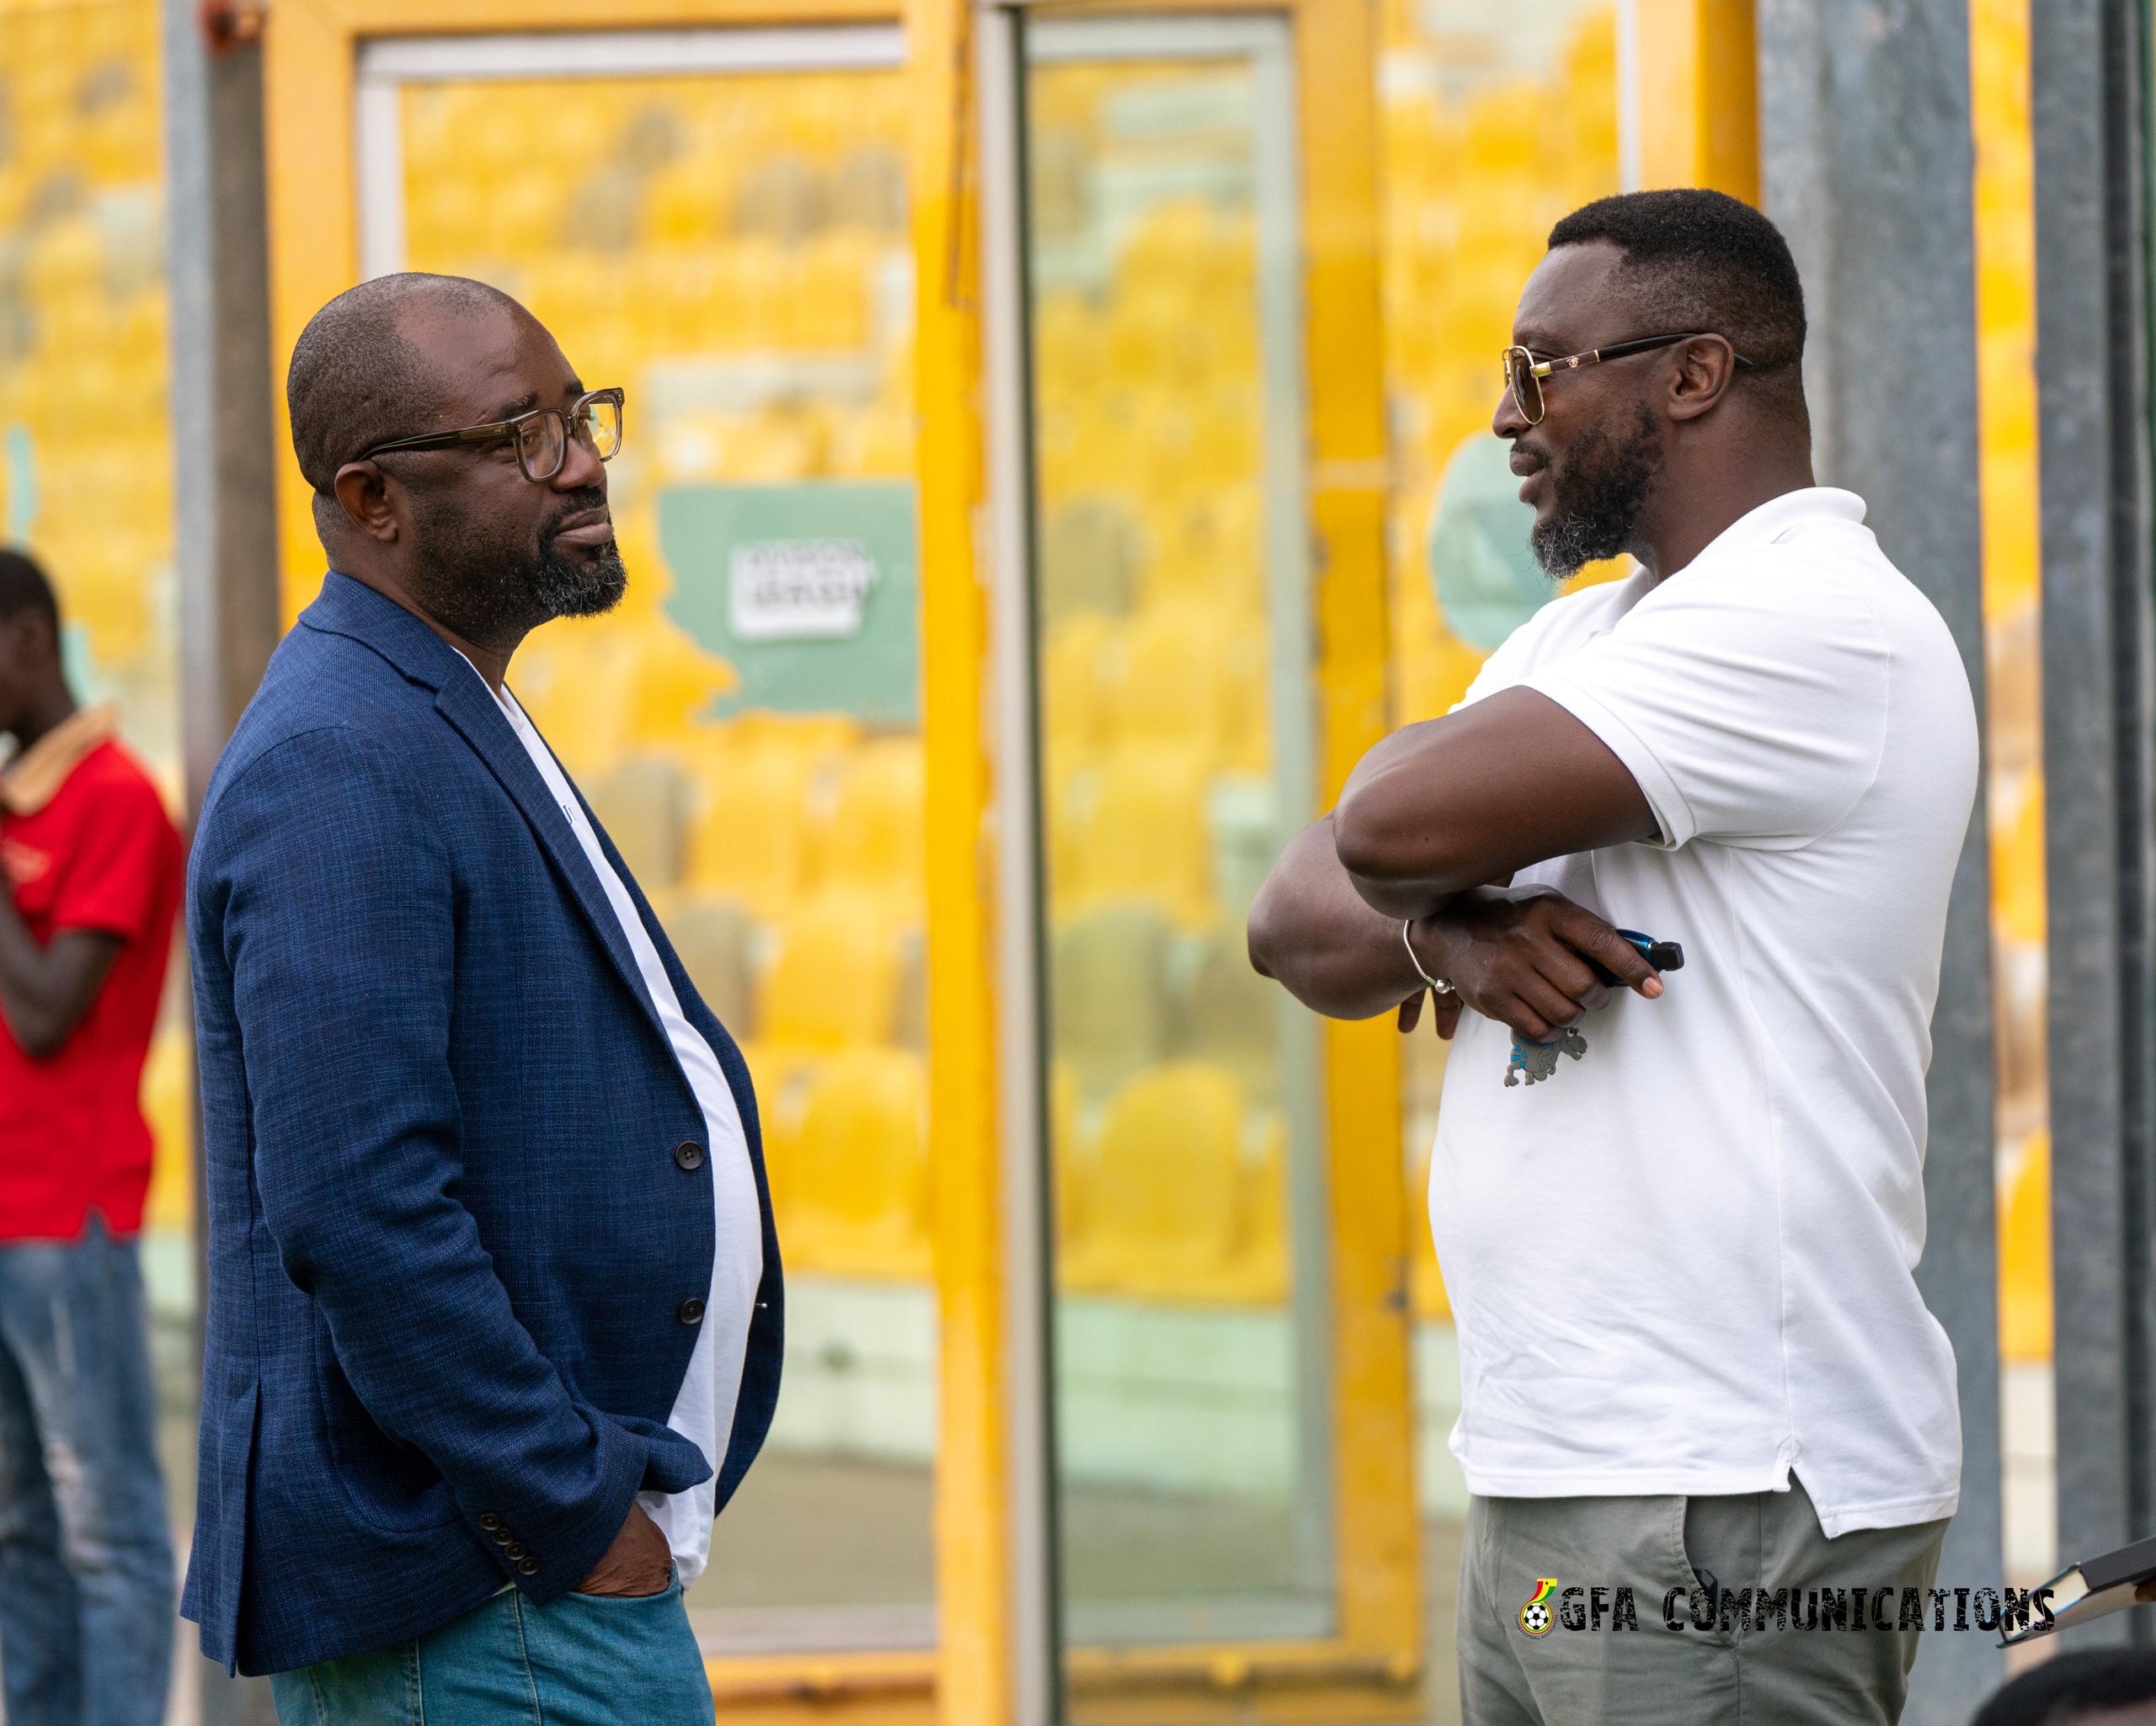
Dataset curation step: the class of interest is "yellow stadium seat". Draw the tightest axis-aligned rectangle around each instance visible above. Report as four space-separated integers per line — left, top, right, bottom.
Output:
1059 1063 1283 1304
1107 602 1255 764
808 738 924 898
778 1048 930 1280
1061 748 1214 925
655 891 756 1035
586 754 691 890
686 722 856 914
1052 904 1170 1101
1039 498 1143 623
755 892 909 1052
1041 611 1118 768
1167 924 1279 1105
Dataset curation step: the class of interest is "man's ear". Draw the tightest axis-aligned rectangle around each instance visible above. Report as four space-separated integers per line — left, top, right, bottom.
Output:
1664 335 1740 424
331 461 400 544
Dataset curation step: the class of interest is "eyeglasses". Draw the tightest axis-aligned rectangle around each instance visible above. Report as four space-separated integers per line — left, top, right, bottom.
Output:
356 387 626 483
1501 335 1753 426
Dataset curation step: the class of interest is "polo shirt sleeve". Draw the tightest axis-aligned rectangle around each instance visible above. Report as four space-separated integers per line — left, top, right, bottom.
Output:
48 778 176 945
1520 557 1892 850
1446 606 1547 715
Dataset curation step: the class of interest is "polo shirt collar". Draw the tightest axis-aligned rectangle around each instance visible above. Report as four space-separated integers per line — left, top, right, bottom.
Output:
1690 486 1867 567
1 705 116 817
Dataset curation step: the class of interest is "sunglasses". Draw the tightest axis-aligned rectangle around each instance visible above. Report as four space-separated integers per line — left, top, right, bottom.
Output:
1502 334 1754 426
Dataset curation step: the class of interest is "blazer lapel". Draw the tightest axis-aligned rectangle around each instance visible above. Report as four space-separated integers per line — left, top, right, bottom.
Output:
299 573 671 1051
429 669 672 1047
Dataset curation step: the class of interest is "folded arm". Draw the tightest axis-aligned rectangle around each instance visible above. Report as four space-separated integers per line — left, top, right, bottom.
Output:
209 727 670 1603
1251 688 1662 1035
1329 686 1658 919
0 906 118 1060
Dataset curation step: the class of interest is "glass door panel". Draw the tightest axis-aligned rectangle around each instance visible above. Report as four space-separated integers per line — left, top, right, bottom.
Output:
360 30 935 1656
1020 12 1333 1662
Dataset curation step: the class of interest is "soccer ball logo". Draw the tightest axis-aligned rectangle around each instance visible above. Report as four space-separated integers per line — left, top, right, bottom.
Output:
1518 1578 1560 1637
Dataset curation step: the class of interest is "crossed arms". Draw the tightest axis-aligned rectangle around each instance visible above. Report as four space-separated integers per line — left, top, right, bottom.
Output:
1246 686 1668 1040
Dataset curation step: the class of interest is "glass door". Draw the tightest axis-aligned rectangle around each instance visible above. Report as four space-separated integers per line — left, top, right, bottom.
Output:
1022 11 1331 1649
986 3 1421 1718
355 24 938 1666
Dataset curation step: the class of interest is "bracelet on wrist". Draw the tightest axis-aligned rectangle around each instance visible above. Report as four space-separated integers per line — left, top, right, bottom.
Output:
1401 918 1454 994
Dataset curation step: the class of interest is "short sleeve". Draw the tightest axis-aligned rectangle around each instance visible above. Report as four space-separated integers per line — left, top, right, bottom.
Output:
1447 604 1555 715
50 779 178 943
1519 557 1891 850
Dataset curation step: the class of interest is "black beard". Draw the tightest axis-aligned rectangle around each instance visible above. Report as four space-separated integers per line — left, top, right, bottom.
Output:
407 485 627 639
1529 403 1663 578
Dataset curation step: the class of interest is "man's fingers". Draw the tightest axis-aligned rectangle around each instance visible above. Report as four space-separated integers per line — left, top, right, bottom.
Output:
1434 994 1464 1040
1557 909 1663 998
1397 991 1424 1034
1512 974 1584 1034
1529 943 1610 1014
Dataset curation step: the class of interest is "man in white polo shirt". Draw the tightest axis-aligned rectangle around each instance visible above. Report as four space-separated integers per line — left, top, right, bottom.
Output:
1248 189 1975 1724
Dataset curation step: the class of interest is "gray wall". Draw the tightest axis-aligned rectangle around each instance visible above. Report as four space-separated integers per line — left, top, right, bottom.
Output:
2032 0 2156 1644
1757 3 2004 1717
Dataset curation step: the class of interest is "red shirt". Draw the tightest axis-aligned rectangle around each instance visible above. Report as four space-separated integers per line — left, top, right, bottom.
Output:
0 731 183 1240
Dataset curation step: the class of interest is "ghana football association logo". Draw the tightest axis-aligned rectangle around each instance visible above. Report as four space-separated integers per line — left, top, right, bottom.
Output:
1519 1579 1561 1636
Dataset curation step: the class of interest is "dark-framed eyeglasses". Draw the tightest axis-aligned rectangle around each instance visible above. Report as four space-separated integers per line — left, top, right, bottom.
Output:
356 386 626 483
1501 335 1754 426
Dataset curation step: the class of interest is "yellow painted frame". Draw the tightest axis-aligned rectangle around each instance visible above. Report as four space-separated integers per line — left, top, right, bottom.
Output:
926 0 1420 1720
261 3 948 1720
1635 0 1759 199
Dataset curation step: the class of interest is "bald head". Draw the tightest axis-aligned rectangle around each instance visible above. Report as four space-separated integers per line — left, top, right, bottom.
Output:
286 273 526 498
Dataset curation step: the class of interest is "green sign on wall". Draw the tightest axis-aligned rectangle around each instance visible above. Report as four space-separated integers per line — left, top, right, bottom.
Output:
657 480 920 724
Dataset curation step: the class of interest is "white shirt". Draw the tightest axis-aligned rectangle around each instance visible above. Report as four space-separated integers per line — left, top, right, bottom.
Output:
1431 487 1975 1537
460 655 762 1585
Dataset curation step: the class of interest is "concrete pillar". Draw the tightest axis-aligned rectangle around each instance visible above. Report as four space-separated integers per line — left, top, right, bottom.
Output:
2031 0 2156 1646
1755 3 2003 1718
163 0 282 1717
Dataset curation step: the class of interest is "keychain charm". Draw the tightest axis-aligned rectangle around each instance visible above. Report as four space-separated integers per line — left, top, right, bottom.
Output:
1502 930 1681 1089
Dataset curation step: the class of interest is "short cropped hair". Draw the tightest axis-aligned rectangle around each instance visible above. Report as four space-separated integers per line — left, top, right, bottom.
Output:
286 273 524 496
1548 189 1807 418
0 546 60 632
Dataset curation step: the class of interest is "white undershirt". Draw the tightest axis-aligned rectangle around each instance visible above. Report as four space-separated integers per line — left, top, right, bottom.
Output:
459 654 761 1585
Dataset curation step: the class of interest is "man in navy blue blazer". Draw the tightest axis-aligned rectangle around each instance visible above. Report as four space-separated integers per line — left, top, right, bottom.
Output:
184 273 782 1721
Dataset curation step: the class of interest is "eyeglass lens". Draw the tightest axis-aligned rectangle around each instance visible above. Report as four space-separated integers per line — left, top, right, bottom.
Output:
514 397 624 482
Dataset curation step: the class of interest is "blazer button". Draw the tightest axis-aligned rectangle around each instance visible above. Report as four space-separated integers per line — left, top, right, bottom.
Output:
516 1557 541 1577
679 1297 706 1324
491 1528 514 1546
505 1542 528 1560
675 1141 705 1171
478 1513 502 1531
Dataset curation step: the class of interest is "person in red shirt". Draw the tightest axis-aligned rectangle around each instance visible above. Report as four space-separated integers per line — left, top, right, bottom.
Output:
0 547 182 1726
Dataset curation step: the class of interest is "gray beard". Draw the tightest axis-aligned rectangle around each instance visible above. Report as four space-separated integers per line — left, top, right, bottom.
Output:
1529 404 1663 578
529 540 627 619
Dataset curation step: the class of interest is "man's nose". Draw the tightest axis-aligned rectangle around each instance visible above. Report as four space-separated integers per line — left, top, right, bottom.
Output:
1492 379 1529 439
553 427 606 491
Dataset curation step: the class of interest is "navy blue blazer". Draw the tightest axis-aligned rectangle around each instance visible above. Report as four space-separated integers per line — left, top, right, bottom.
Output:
182 573 782 1676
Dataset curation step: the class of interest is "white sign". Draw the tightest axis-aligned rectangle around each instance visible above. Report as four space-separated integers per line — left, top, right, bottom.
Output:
728 538 879 642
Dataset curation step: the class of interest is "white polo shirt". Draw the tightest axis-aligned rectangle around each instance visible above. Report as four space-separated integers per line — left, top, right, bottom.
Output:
1430 487 1976 1537
461 655 762 1585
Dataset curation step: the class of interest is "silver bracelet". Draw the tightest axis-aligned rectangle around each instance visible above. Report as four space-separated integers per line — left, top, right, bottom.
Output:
1402 918 1454 994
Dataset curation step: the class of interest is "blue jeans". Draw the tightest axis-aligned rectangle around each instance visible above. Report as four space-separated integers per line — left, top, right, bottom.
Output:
269 1578 713 1725
0 1217 176 1726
